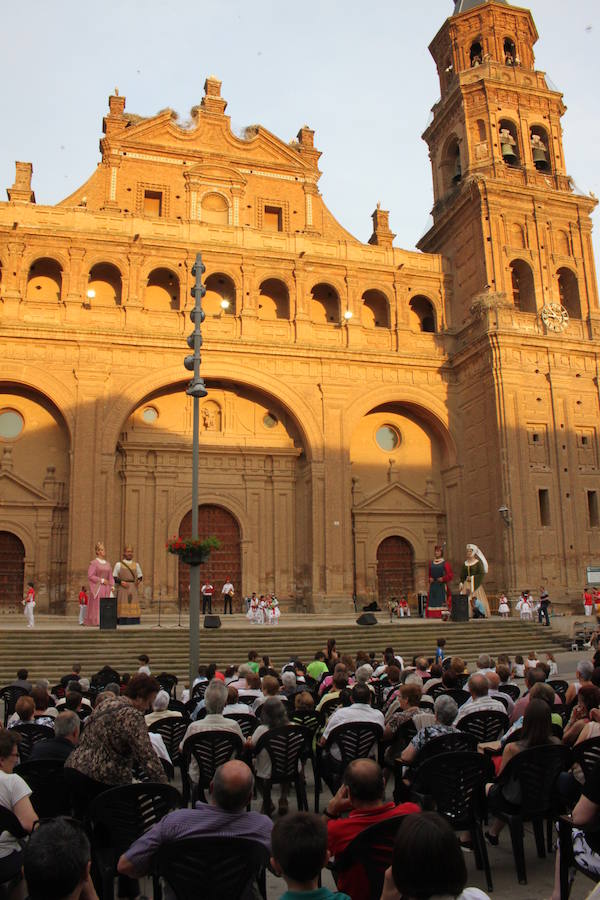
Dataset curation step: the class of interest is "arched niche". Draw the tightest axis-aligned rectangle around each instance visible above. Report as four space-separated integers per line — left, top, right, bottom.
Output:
441 136 462 193
503 37 518 66
470 40 483 67
258 278 289 320
499 120 521 167
26 258 62 302
530 125 551 172
204 273 236 316
145 268 180 311
409 296 436 333
558 267 581 319
200 192 230 225
310 283 340 324
510 259 536 313
87 262 122 306
361 290 390 329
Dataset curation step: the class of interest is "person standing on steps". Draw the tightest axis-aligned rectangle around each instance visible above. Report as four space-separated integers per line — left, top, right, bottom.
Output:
221 577 234 615
201 579 214 614
23 582 35 628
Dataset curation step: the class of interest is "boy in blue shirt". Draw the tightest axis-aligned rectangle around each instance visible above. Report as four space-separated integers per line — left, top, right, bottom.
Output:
271 812 350 900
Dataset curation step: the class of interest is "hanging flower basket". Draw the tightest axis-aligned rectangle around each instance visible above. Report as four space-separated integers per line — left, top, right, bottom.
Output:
166 536 221 567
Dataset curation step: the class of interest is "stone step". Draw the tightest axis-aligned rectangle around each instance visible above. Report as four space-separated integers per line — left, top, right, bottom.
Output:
0 620 564 687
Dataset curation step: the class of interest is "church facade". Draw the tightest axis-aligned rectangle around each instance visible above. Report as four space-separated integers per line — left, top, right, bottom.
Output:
0 0 598 614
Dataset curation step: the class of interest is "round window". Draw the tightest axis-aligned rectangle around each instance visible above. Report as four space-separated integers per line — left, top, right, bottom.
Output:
142 406 159 424
263 413 278 429
0 409 24 440
376 425 401 451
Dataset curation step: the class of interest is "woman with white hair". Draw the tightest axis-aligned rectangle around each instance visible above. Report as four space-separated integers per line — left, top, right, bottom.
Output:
399 694 460 767
145 690 180 726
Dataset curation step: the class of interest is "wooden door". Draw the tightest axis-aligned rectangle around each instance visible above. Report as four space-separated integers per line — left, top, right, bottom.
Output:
377 536 414 604
0 531 25 608
178 505 241 609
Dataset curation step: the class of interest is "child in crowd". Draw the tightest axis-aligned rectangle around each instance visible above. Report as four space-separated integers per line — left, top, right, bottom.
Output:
497 591 510 618
546 652 559 677
78 585 88 625
435 638 446 665
525 650 539 670
23 581 35 628
271 812 351 900
513 654 525 678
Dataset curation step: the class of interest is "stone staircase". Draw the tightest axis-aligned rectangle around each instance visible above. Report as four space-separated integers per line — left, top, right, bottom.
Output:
0 619 566 688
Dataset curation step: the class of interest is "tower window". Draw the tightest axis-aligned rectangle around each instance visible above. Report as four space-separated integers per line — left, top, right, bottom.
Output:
538 489 551 527
530 126 551 172
499 120 521 167
588 491 599 528
442 136 461 193
470 41 483 67
263 206 283 232
504 38 519 66
510 259 536 313
557 267 581 319
143 190 162 217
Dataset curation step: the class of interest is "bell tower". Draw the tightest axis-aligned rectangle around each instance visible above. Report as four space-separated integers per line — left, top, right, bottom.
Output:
418 0 600 601
419 0 598 330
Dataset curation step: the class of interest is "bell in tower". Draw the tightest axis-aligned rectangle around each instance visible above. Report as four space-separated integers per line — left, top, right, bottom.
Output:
500 128 518 165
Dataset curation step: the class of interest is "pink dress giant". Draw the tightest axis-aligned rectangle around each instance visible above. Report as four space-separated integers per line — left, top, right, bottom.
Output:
87 558 114 627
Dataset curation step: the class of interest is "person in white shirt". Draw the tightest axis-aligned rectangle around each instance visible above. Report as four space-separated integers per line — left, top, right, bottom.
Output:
145 690 181 726
137 654 151 676
221 578 234 615
474 654 495 677
223 685 256 716
179 681 243 784
453 674 507 725
201 581 214 615
0 729 38 886
319 683 384 764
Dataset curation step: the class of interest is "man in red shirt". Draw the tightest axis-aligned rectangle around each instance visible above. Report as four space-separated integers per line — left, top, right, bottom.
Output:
324 759 419 900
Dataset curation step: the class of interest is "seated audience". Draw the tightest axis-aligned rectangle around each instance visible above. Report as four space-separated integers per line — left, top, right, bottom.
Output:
383 683 423 765
11 669 32 693
293 692 315 713
253 675 285 713
271 811 350 900
30 685 57 725
316 669 349 713
0 730 38 890
509 667 551 724
325 759 419 900
30 710 80 762
228 664 254 692
550 764 600 900
247 649 260 674
59 663 82 688
423 664 443 694
380 811 490 900
250 696 291 815
238 671 263 701
306 651 329 683
281 671 300 698
23 815 98 900
117 760 272 879
399 695 459 767
485 672 515 717
562 684 600 746
475 654 494 676
180 680 244 785
56 683 92 712
513 654 525 678
499 682 562 748
145 690 181 726
382 665 402 702
259 656 279 679
321 684 384 750
454 675 506 725
223 685 256 716
485 699 561 845
566 660 595 706
8 695 36 729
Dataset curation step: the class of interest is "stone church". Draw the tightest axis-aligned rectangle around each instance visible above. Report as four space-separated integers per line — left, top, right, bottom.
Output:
0 0 598 614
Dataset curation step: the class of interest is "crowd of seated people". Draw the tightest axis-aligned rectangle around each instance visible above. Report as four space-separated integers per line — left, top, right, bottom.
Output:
0 640 599 898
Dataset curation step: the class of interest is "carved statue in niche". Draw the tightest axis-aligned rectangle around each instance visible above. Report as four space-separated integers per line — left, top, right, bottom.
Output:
201 401 221 432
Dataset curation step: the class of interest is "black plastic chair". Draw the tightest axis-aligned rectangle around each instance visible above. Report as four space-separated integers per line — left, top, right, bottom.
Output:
457 710 509 743
0 686 27 727
315 721 383 811
498 683 520 701
156 672 178 698
0 805 28 893
291 709 320 738
572 736 600 783
236 694 258 707
558 815 600 900
90 666 120 691
444 688 470 707
548 679 569 702
182 731 244 805
14 758 71 818
329 815 409 900
10 724 55 762
427 682 448 700
492 693 510 712
489 743 571 884
156 836 269 900
148 716 189 782
168 698 188 718
318 696 343 725
224 712 259 739
411 751 495 892
190 681 208 704
88 782 182 900
252 724 311 813
409 730 478 769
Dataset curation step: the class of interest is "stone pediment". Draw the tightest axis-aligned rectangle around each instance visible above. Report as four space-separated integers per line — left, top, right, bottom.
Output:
0 471 53 505
353 480 439 515
184 162 247 188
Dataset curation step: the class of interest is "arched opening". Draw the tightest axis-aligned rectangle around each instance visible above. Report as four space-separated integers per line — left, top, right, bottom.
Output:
258 279 289 320
361 290 390 329
178 505 241 605
499 120 520 167
87 263 122 306
145 268 180 311
510 259 536 312
377 536 414 605
409 296 436 333
504 37 517 66
470 40 483 67
530 125 551 172
26 258 62 302
558 267 581 319
556 230 571 257
442 137 462 193
200 192 229 226
0 532 25 609
310 283 340 324
204 273 236 316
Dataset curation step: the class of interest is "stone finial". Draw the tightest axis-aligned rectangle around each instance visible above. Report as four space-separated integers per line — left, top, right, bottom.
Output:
295 125 321 169
7 161 35 203
1 446 13 471
368 205 395 248
103 92 127 137
201 76 227 115
108 92 126 116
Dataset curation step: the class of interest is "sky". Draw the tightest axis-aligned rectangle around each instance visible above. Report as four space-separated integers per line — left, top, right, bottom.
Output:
1 0 598 272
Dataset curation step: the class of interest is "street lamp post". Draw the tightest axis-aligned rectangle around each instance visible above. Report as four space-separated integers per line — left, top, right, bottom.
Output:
184 252 208 687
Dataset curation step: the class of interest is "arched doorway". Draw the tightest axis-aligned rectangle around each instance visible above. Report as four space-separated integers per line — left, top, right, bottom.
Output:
178 505 241 609
376 536 414 604
0 532 25 608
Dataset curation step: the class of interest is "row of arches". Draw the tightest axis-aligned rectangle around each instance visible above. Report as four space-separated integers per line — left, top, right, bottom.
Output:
510 260 582 318
19 258 439 332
